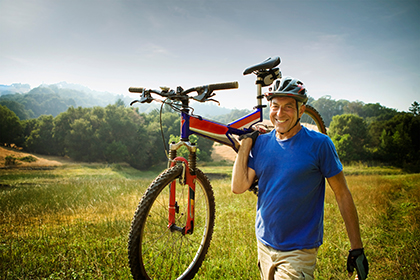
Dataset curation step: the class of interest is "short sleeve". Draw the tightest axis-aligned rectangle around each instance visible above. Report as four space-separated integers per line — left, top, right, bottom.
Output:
319 136 343 178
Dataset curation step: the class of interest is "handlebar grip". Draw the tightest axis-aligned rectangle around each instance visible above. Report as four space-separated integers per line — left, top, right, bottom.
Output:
128 87 145 93
208 81 239 91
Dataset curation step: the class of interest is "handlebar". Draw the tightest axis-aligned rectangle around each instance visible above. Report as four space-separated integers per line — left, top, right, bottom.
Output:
128 87 145 93
208 81 239 91
129 56 281 107
129 81 239 105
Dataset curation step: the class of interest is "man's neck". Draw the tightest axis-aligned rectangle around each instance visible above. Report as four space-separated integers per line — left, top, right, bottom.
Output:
276 124 302 140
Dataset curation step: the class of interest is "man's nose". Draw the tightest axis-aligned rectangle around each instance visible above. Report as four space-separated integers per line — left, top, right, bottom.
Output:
276 106 285 115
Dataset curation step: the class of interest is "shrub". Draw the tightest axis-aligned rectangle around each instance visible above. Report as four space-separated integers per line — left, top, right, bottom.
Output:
5 156 18 166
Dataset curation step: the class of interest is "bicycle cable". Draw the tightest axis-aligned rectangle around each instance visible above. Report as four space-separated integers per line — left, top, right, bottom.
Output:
158 97 197 162
159 98 170 161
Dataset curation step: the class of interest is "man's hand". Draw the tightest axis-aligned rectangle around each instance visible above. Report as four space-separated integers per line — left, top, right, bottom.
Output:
347 248 369 279
238 130 259 148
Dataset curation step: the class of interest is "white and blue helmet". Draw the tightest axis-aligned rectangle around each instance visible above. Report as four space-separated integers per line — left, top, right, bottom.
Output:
265 76 308 104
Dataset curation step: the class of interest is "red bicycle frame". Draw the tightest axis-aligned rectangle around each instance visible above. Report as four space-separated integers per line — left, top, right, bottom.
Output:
168 107 264 234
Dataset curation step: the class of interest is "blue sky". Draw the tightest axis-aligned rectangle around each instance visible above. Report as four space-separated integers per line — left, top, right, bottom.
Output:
1 0 419 112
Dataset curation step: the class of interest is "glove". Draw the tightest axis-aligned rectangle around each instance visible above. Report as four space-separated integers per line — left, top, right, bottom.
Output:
238 130 259 148
347 248 369 280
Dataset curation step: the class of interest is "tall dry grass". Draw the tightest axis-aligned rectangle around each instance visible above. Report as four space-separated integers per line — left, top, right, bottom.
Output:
1 164 419 279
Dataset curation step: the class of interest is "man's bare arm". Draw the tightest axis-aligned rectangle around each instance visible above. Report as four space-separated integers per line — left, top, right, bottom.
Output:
231 138 256 194
327 171 363 250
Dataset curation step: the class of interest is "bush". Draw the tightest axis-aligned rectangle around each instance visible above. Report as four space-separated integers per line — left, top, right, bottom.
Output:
19 156 37 163
5 156 18 166
329 114 368 162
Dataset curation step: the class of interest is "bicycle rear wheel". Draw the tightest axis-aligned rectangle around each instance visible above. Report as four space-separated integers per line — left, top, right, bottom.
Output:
128 165 215 280
301 105 327 134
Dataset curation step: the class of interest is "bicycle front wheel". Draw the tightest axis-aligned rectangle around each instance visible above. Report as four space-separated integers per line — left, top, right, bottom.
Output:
128 165 215 280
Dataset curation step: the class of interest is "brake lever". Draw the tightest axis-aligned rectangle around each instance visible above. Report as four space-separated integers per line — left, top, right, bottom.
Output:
192 86 218 103
140 90 155 103
130 100 140 106
191 87 208 102
206 98 220 106
130 90 154 106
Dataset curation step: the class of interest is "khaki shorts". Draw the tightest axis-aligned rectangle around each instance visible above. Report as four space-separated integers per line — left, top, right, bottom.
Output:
257 240 318 280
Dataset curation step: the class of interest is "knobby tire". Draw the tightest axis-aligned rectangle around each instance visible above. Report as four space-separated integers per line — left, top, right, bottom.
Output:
302 105 327 134
128 165 215 280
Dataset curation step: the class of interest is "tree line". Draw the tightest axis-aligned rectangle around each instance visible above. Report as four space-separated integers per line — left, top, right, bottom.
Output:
1 95 419 171
322 100 420 171
261 97 420 169
1 101 213 170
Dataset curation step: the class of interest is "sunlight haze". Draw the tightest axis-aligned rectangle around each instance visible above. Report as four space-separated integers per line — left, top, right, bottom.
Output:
1 0 419 112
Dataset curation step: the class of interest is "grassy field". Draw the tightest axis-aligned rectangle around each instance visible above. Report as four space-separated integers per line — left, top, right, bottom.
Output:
1 163 419 279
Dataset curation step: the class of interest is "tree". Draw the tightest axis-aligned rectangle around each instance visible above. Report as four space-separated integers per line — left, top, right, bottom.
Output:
103 104 145 165
65 118 95 161
115 98 125 107
25 115 57 154
0 105 24 147
376 113 420 165
344 100 365 116
0 100 33 120
52 106 92 156
409 101 419 116
105 140 129 162
360 103 397 124
311 96 349 126
331 134 356 162
329 114 368 162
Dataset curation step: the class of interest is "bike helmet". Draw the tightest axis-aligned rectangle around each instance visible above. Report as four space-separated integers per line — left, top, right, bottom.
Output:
265 76 308 104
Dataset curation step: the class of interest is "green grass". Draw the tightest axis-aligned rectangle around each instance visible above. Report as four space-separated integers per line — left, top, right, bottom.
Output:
341 162 404 176
1 163 419 279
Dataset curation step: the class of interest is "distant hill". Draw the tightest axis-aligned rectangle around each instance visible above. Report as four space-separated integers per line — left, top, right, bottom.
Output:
0 83 31 95
0 82 232 119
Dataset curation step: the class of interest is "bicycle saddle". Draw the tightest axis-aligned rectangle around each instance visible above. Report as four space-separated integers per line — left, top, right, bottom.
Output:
243 56 281 75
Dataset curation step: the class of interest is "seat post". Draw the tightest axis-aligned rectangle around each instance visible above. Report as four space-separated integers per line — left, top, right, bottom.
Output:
257 83 263 107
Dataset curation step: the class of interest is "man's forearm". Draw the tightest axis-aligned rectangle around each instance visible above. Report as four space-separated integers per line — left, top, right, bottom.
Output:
328 172 363 249
337 190 363 249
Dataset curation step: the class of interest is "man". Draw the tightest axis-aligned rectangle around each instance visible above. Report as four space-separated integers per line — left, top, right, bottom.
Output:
231 77 368 279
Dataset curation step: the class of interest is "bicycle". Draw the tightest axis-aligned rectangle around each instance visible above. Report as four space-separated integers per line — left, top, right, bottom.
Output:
127 57 326 280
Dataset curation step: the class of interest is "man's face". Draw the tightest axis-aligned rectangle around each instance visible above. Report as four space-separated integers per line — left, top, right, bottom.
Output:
269 96 305 138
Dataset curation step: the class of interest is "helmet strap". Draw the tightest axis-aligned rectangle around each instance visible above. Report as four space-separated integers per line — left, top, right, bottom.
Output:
278 118 301 135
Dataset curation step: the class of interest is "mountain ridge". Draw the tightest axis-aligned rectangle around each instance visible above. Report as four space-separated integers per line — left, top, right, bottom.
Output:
0 82 233 119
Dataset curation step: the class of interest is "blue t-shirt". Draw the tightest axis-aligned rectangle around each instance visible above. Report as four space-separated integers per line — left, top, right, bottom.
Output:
248 126 342 251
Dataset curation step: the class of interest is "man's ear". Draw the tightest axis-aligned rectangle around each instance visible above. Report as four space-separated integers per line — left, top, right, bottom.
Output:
299 104 306 118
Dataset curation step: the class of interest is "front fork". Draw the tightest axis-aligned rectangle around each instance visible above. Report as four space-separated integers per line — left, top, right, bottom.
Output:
167 141 197 235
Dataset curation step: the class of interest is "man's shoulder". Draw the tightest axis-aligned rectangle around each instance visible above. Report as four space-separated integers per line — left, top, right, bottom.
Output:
258 129 275 140
299 127 334 151
252 130 275 152
302 126 329 141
